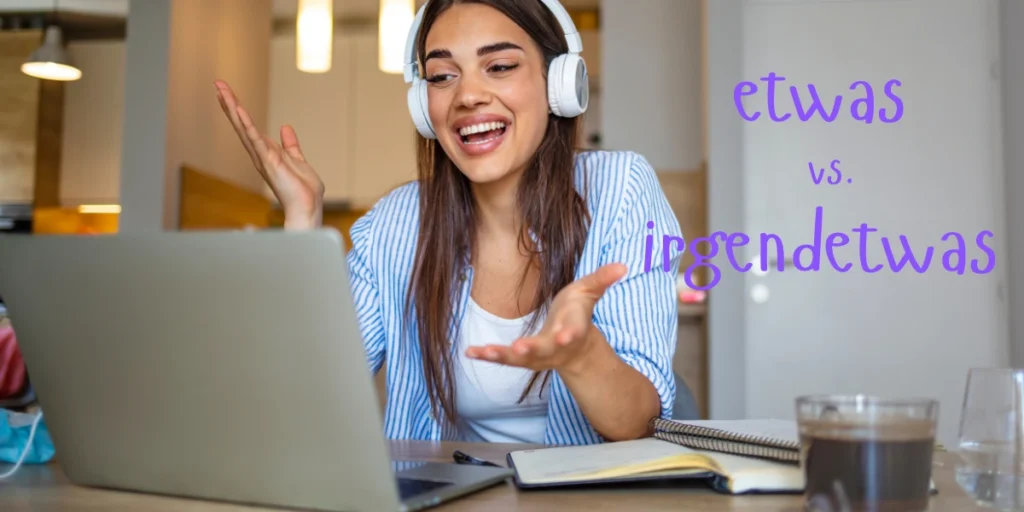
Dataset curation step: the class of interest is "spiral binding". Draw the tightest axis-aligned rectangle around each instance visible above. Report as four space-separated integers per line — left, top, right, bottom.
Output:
653 431 799 464
650 418 801 464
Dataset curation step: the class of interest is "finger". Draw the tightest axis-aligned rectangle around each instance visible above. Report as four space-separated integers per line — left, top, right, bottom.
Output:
280 125 306 163
577 263 628 297
466 345 527 367
214 80 243 109
278 125 322 188
236 105 281 173
215 84 261 170
217 93 261 169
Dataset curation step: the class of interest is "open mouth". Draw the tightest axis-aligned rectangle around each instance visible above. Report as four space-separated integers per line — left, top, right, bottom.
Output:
458 121 508 145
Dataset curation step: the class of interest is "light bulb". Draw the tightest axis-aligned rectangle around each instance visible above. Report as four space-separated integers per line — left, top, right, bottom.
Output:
21 61 82 81
379 0 414 74
297 0 333 73
77 204 121 214
22 26 82 81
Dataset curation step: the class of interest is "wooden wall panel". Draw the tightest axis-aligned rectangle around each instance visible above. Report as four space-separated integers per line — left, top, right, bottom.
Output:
178 165 272 230
0 31 43 203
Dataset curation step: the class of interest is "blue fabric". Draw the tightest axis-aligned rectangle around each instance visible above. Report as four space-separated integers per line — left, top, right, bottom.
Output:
346 150 685 445
0 410 54 464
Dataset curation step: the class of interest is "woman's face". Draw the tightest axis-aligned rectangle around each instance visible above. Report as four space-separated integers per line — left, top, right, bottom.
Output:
423 3 549 186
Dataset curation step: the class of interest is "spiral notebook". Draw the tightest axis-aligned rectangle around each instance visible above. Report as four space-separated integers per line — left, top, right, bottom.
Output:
650 418 801 463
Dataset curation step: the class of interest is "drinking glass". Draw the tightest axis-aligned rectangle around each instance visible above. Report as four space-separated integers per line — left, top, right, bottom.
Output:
955 368 1024 510
796 394 939 512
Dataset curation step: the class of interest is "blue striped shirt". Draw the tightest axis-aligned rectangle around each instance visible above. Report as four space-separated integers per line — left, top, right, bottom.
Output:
346 150 684 445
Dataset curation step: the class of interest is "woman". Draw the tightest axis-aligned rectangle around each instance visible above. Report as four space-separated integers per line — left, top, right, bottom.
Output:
214 0 684 445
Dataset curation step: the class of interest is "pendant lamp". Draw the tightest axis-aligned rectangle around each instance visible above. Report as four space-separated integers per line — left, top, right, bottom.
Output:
379 0 414 74
297 0 333 73
21 25 81 82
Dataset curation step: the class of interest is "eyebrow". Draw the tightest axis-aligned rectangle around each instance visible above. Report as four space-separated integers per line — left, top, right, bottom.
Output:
423 41 525 63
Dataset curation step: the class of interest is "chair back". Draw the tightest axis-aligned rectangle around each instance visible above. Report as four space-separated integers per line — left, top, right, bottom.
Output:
672 372 700 420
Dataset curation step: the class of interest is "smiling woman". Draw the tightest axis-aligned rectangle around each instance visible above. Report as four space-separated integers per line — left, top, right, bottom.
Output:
213 0 685 446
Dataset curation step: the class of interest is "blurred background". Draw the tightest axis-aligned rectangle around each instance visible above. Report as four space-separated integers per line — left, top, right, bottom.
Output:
0 0 1019 447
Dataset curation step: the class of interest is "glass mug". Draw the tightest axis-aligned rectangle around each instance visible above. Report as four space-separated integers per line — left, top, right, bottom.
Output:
796 395 939 512
955 368 1024 510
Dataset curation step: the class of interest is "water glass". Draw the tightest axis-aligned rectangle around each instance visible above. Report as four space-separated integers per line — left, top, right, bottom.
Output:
956 368 1024 510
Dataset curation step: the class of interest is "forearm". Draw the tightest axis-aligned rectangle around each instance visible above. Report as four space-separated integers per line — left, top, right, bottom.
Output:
557 326 662 441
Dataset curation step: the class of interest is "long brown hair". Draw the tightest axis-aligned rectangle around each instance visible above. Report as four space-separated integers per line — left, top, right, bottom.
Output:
404 0 591 428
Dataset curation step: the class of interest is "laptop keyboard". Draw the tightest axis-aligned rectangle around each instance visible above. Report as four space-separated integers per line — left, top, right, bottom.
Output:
397 477 453 500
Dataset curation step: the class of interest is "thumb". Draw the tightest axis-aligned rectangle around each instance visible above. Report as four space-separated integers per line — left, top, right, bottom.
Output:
577 263 628 297
280 125 306 162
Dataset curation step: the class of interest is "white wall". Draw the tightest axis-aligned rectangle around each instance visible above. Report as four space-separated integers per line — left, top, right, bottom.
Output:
705 0 746 419
117 0 171 231
61 41 124 206
1003 0 1024 367
708 0 1014 445
600 0 703 171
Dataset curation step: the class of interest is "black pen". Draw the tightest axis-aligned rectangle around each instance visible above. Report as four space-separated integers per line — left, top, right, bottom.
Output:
452 450 501 468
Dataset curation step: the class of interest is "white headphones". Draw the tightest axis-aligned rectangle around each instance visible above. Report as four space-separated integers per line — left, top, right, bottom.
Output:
402 0 590 139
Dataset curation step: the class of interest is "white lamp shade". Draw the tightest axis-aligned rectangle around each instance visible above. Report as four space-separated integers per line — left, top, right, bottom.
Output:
297 0 333 73
379 0 414 74
21 26 82 81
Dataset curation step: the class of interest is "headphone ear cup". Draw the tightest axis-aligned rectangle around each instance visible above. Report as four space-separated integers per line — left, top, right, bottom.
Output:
547 54 589 118
407 79 436 139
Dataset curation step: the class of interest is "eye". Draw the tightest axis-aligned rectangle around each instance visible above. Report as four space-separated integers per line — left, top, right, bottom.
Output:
426 73 454 84
489 63 519 73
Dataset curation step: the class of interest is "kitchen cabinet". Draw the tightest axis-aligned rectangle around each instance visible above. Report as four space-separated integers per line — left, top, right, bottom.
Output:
267 32 355 204
267 27 417 208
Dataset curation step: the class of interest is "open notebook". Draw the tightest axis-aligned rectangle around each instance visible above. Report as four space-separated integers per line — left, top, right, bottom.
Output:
507 419 938 495
506 436 803 494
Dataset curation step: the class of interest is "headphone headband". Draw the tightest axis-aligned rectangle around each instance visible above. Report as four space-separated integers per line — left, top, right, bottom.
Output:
403 0 583 84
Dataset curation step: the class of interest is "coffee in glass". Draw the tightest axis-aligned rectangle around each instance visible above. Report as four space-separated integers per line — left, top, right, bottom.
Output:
796 395 939 512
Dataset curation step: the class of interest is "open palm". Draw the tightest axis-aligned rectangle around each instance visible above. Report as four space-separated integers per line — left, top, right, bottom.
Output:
465 263 628 373
214 80 325 229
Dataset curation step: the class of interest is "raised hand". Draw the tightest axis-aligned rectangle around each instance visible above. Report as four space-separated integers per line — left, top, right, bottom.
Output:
214 80 325 230
464 263 628 375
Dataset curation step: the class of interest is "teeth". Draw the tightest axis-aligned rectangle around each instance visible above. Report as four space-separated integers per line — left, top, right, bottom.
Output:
459 121 506 137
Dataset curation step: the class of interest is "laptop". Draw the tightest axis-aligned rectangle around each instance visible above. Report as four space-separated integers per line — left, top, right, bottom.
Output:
0 229 512 511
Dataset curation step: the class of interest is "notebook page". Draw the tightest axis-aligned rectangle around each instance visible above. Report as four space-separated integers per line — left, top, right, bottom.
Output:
509 438 695 483
701 450 804 493
665 419 799 444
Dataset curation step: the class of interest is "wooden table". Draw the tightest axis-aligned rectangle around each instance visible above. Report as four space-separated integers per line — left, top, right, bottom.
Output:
0 441 983 511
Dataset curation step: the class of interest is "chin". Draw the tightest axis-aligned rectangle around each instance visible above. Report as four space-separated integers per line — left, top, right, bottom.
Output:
454 159 519 184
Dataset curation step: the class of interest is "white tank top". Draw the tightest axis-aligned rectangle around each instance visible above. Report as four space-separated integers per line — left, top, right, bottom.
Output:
454 298 549 444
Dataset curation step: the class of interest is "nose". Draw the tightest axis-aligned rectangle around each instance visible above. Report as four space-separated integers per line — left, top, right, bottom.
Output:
453 70 492 110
